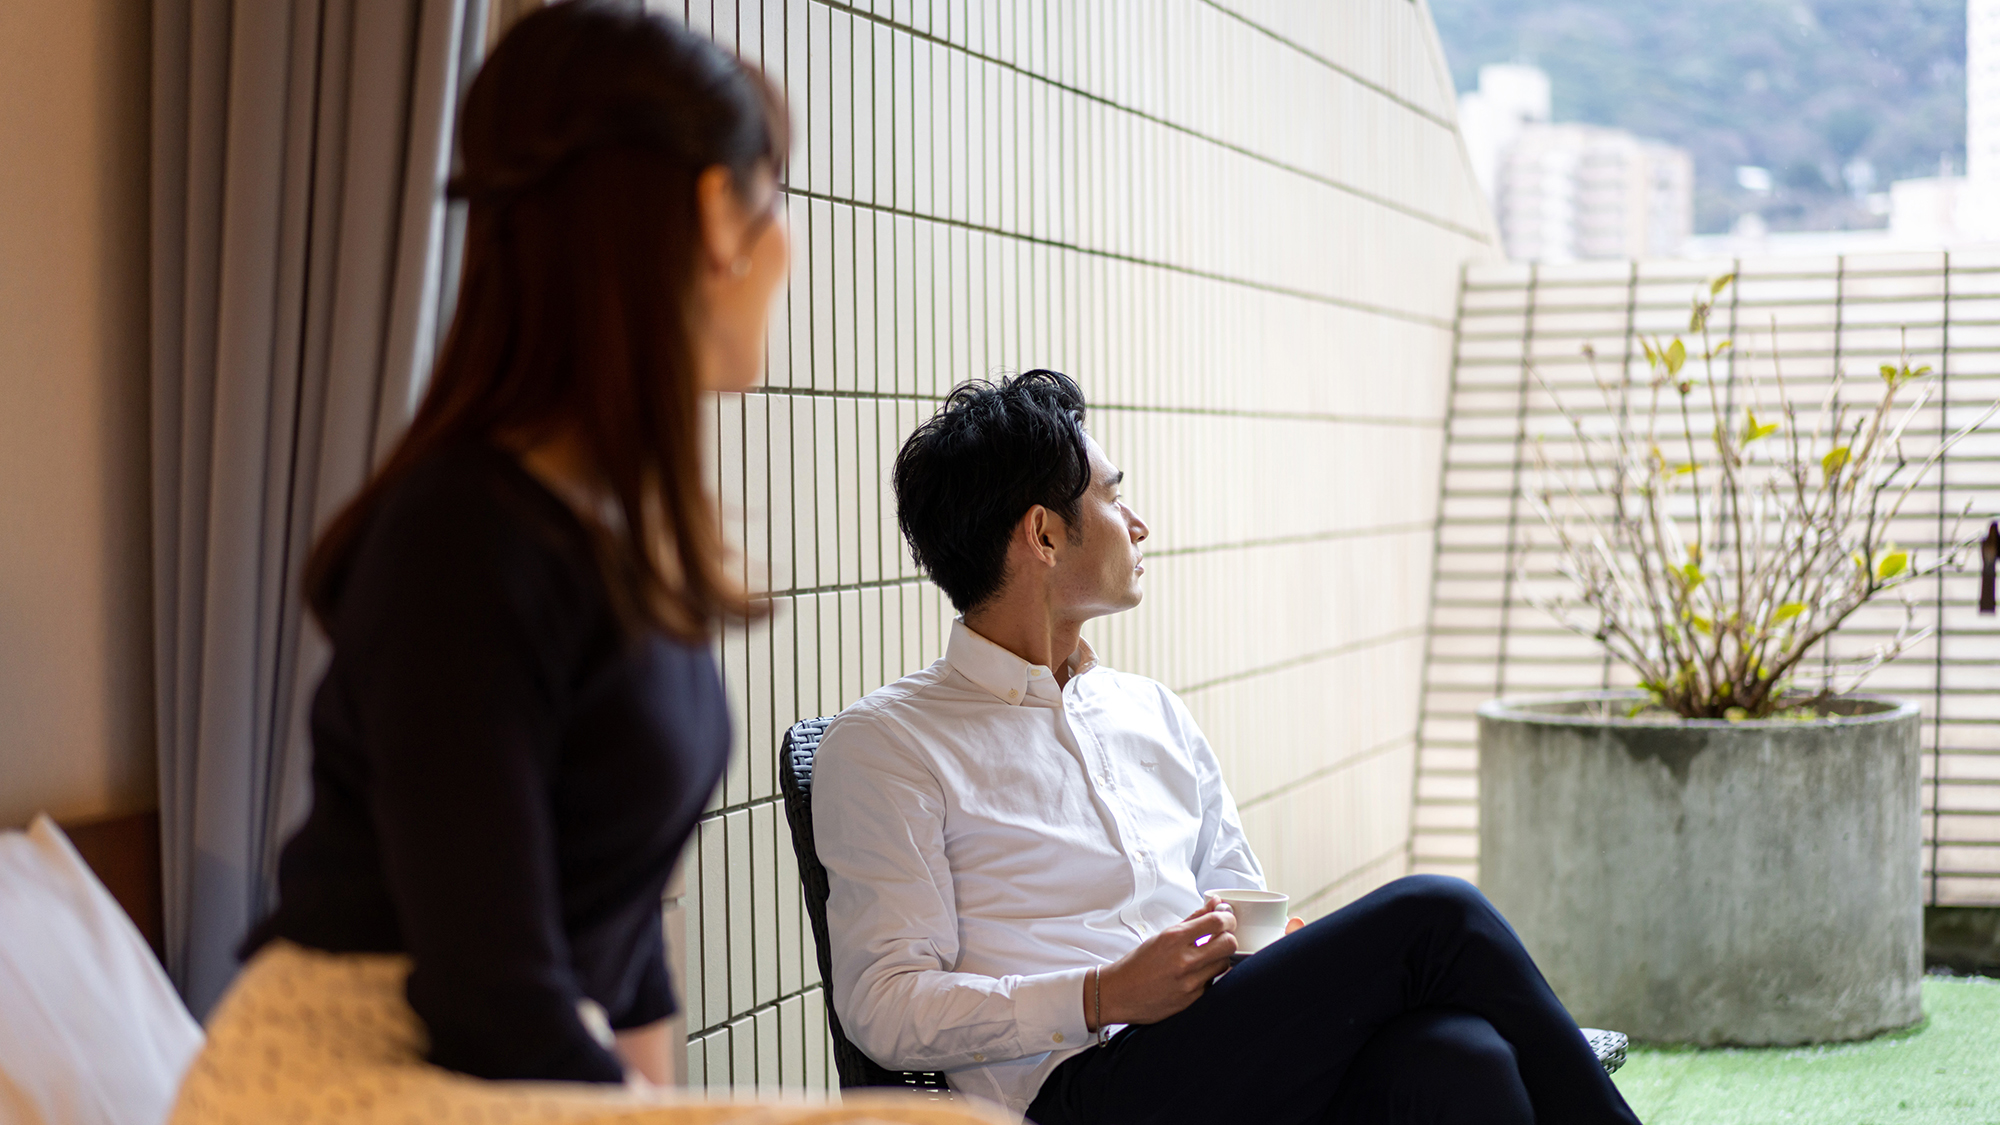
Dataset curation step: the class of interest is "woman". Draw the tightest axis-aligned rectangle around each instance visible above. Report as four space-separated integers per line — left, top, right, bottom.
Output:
170 5 1001 1122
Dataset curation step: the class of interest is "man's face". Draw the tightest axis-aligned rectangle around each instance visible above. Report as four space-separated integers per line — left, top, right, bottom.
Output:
1052 433 1151 618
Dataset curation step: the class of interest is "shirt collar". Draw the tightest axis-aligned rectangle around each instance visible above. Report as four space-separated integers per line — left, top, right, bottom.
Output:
946 619 1098 706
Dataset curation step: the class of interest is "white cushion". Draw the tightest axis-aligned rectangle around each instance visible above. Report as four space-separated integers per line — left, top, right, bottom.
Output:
0 815 202 1125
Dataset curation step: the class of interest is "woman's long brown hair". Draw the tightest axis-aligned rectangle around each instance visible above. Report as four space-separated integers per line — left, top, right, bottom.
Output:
304 1 787 642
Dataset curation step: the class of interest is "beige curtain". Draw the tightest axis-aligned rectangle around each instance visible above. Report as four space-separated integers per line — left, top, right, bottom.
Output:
150 0 487 1016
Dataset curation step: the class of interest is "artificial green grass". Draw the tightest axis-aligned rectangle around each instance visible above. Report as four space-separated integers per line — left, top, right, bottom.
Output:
1611 977 2000 1124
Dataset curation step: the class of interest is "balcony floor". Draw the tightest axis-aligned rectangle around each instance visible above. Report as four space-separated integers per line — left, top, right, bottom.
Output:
1610 976 2000 1123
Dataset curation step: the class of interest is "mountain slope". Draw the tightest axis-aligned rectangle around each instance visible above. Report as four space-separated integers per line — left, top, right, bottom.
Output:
1429 0 1967 233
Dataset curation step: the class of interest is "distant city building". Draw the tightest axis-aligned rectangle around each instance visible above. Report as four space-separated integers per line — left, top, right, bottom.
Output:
1458 65 1694 262
1892 173 1971 245
1458 64 1550 202
1684 168 1976 258
1498 125 1693 261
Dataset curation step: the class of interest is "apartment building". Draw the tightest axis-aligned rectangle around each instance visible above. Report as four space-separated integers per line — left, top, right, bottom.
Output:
1459 63 1694 262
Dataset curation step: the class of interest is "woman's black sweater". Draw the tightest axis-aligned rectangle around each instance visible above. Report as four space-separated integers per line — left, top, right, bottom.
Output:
244 440 730 1083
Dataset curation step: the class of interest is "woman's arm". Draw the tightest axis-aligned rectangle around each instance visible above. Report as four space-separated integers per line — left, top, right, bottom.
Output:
614 1019 674 1087
344 472 625 1082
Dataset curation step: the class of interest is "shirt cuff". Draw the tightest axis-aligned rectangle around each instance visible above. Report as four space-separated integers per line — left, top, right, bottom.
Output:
1010 966 1093 1053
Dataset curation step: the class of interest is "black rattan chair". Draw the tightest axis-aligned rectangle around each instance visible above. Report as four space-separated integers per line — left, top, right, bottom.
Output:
778 716 952 1094
778 716 1630 1084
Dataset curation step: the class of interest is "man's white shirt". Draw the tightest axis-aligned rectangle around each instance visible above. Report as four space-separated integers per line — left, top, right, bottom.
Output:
813 620 1264 1115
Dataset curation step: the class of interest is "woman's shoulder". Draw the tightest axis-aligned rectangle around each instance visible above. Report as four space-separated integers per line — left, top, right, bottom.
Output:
381 439 564 524
336 441 605 630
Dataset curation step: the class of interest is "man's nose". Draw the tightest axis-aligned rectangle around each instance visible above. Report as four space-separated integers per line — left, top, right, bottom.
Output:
1131 515 1150 543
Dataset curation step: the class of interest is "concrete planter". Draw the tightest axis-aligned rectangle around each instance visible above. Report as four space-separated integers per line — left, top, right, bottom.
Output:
1477 690 1923 1046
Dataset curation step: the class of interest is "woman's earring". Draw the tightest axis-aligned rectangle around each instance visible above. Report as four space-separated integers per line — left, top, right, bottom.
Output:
730 256 751 278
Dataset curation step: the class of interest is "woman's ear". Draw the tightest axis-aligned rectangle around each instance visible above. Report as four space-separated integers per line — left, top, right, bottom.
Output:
694 165 742 276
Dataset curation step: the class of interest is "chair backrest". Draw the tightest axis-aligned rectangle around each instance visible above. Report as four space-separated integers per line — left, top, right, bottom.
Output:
776 717 952 1095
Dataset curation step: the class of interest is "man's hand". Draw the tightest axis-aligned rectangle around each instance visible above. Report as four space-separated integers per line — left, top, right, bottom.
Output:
1088 901 1237 1030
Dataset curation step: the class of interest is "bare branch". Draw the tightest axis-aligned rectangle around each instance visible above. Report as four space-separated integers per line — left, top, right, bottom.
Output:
1523 284 2000 717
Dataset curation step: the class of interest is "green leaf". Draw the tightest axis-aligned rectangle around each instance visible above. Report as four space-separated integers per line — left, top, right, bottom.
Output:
1880 363 1933 391
1822 446 1851 477
1625 700 1648 719
1666 339 1687 375
1710 272 1736 296
1690 615 1714 636
1641 338 1660 368
1673 462 1698 476
1877 550 1909 579
1745 410 1779 442
1677 562 1706 589
1724 706 1749 722
1772 602 1807 622
1709 339 1733 359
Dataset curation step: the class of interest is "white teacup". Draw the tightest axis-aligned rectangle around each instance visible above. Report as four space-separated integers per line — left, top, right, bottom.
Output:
1210 888 1289 955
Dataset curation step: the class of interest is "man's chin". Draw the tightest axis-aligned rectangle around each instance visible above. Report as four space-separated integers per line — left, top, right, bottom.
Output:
1079 585 1144 620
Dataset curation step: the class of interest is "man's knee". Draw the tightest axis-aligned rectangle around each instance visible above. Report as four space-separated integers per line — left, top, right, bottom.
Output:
1376 873 1494 927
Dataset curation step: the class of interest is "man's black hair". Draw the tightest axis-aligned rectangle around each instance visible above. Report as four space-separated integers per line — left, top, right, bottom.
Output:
892 369 1093 613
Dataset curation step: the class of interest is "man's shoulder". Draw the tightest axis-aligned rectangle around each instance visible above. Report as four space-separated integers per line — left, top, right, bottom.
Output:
1088 664 1187 714
818 660 957 756
1082 664 1215 759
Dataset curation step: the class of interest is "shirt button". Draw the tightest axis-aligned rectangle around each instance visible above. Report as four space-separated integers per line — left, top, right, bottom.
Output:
973 1053 987 1062
1007 688 1018 700
1052 1033 1065 1044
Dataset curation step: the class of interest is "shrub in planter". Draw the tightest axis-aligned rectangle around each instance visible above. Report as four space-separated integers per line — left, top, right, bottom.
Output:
1478 275 2000 1045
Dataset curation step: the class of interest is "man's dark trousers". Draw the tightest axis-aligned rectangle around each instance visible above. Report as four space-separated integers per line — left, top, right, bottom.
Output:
1025 875 1643 1125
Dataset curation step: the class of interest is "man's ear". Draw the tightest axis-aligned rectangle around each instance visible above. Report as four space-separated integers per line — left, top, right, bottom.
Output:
1022 505 1061 566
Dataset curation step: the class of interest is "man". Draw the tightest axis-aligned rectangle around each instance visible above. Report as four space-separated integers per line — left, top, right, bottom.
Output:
813 371 1640 1124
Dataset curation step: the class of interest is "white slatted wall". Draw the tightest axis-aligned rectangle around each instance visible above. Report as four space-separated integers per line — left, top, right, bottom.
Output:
1414 253 2000 908
660 0 1495 1092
